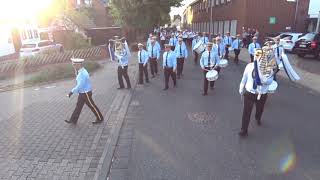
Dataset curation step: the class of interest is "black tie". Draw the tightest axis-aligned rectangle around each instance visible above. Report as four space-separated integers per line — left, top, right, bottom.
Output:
140 51 142 63
151 46 154 58
173 39 175 46
238 40 240 49
228 37 230 45
203 37 205 43
254 43 256 48
180 45 182 57
166 52 169 67
277 47 280 57
218 46 220 56
208 52 211 67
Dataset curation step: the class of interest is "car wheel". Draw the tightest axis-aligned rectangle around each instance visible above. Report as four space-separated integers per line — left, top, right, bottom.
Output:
297 53 305 58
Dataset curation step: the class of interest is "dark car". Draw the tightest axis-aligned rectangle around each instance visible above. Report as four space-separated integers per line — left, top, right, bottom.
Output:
294 32 320 59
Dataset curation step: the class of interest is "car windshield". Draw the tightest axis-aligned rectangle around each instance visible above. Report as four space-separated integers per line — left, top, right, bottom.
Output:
299 33 315 41
21 44 36 48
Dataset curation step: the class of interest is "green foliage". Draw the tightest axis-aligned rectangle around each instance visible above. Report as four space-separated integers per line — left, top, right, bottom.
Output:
109 0 183 28
25 61 101 85
64 32 91 50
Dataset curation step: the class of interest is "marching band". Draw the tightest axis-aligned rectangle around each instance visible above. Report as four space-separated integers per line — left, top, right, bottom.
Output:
102 29 300 138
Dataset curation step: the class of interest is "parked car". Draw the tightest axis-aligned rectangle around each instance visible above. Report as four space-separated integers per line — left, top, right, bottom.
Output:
20 40 64 58
279 33 305 52
294 32 320 59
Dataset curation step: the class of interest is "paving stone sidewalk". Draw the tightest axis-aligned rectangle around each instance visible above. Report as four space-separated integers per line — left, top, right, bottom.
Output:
0 54 138 180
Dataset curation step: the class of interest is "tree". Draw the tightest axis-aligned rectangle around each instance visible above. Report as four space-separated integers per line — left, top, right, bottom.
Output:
109 0 183 28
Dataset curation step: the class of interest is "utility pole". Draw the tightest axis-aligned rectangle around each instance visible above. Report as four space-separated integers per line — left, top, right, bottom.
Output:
316 11 320 33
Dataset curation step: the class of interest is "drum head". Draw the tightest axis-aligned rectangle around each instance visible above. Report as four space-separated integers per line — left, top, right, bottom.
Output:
219 59 229 68
206 70 219 81
268 80 278 93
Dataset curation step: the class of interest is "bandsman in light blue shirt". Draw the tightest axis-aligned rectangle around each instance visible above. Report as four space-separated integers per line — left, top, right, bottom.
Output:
162 44 177 90
223 32 233 59
248 36 261 62
232 34 242 64
174 37 188 79
192 33 201 64
201 32 209 45
147 39 161 77
137 43 150 84
169 34 178 51
212 37 225 74
200 43 220 96
65 58 104 124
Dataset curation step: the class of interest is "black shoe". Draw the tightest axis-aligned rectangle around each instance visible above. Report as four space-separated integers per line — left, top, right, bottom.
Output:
152 75 155 78
146 80 150 83
117 87 124 90
92 119 103 124
163 88 168 91
202 93 208 96
127 87 131 89
65 120 76 124
238 130 248 137
256 119 262 126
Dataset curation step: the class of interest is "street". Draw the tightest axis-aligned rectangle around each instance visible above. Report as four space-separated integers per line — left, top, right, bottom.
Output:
108 48 320 180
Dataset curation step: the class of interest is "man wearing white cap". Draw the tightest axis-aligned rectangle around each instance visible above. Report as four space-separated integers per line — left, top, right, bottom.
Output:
223 32 232 60
137 43 149 84
147 38 161 78
232 34 242 64
65 58 104 124
248 36 261 63
163 44 177 90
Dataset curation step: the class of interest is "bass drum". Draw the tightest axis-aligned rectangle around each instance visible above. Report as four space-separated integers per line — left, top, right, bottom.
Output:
206 70 219 81
193 41 206 54
268 80 278 93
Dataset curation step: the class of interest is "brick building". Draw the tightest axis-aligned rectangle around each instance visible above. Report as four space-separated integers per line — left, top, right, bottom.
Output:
186 0 310 40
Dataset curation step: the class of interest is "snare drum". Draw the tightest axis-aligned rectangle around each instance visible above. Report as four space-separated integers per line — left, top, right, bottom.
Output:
206 70 219 81
268 80 278 93
193 41 206 54
219 59 229 68
228 47 234 51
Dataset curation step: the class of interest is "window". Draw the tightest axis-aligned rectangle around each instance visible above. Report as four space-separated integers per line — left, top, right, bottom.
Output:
214 21 218 34
230 20 237 36
218 21 223 35
221 0 225 4
33 30 39 38
216 0 219 5
224 20 230 34
21 31 27 40
28 30 33 39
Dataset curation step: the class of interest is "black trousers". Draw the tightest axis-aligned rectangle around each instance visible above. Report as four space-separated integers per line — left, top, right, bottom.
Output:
70 91 103 123
250 54 254 63
149 58 158 76
164 67 177 89
234 49 241 63
118 66 131 88
224 46 230 59
194 51 199 64
161 40 165 50
203 67 215 94
241 92 268 132
177 57 185 77
138 63 149 84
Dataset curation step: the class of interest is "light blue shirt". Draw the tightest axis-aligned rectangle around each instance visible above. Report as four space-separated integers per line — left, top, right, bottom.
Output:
147 43 160 59
200 50 220 69
212 43 225 57
223 36 233 46
138 49 149 65
146 37 152 48
163 51 177 69
232 38 242 49
117 48 129 66
72 68 92 94
240 63 272 94
248 42 261 55
174 43 188 58
192 37 200 49
201 36 209 44
169 37 177 46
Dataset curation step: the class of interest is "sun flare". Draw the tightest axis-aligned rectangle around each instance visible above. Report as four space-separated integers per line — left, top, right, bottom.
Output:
0 0 53 21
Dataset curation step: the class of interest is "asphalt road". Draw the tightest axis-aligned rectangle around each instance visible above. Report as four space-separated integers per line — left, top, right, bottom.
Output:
108 48 320 180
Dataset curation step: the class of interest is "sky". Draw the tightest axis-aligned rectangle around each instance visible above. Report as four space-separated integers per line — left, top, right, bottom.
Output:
171 0 320 18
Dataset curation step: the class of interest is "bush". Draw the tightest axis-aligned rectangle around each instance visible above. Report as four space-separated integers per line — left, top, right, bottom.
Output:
64 32 92 50
25 61 101 85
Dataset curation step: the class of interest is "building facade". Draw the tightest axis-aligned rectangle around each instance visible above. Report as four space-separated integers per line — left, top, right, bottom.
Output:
187 0 310 40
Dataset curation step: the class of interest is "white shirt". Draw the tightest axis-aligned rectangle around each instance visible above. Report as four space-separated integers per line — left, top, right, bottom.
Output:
239 63 272 94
